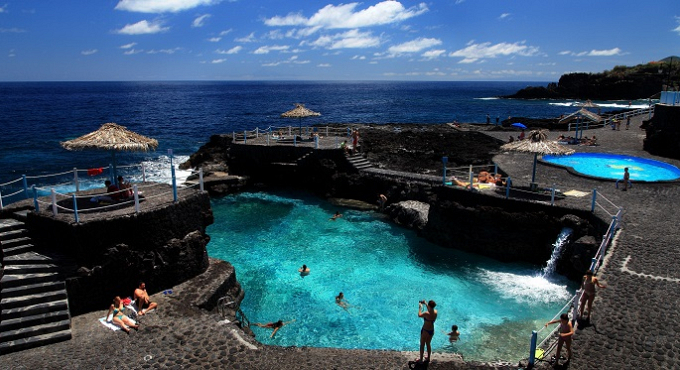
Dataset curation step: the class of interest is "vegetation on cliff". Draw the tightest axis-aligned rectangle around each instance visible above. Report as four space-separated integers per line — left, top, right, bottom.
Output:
505 56 679 100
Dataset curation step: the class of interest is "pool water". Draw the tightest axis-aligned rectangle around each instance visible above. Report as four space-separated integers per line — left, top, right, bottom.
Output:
207 191 576 362
542 153 680 181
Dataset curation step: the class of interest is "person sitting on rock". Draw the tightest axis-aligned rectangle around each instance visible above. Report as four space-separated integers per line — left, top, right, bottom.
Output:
134 281 158 316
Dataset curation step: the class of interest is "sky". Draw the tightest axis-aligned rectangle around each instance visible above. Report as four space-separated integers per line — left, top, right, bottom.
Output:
1 0 679 81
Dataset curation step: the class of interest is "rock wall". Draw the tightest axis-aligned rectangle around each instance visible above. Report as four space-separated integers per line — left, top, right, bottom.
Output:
26 191 214 315
643 104 680 160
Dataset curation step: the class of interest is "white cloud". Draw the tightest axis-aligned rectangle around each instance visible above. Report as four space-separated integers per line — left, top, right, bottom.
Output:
147 47 181 54
586 48 622 56
421 49 446 59
211 58 226 64
124 49 144 55
674 17 680 34
265 30 285 40
318 63 331 67
253 45 290 54
264 1 428 29
192 14 211 28
499 13 511 20
120 42 137 49
8 49 16 57
449 41 540 63
0 28 26 33
562 48 623 57
235 32 257 42
216 46 242 54
306 29 380 49
351 55 366 60
81 49 98 55
219 29 232 36
116 20 169 35
388 37 442 55
115 0 219 13
0 4 7 13
208 37 221 42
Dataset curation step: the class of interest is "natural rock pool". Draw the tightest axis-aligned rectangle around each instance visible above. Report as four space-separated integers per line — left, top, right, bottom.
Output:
207 191 578 362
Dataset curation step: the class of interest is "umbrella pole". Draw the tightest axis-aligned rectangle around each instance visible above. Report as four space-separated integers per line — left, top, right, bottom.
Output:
531 153 538 188
112 151 118 185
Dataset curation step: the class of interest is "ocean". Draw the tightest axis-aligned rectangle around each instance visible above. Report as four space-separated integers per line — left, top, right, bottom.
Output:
0 80 649 189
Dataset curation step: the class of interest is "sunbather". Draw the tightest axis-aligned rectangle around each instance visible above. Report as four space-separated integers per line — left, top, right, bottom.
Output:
106 296 139 334
134 282 158 316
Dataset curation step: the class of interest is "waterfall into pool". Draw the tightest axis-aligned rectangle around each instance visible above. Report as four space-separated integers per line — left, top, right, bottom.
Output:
206 191 577 362
542 228 573 277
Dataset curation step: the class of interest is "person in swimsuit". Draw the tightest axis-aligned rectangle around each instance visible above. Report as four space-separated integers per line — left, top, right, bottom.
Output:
253 319 295 338
545 313 574 365
417 299 438 363
298 264 310 276
335 292 351 312
330 211 342 221
106 296 139 334
445 324 460 342
579 270 606 320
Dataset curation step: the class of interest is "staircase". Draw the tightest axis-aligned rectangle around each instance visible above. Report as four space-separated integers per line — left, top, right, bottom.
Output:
346 153 373 171
0 216 72 355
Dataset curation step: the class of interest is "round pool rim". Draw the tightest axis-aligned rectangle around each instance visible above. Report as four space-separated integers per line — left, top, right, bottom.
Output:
540 152 680 182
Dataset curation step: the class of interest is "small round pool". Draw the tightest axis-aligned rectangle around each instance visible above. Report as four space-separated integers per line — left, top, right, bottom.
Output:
542 153 680 182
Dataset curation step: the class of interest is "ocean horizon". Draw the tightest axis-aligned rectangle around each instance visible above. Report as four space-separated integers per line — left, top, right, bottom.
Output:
0 80 651 186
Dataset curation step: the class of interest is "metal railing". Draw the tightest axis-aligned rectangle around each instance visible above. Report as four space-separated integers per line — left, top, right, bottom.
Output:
527 200 622 367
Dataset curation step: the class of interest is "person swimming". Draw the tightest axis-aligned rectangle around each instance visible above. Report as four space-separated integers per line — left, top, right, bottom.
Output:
335 292 351 312
298 264 310 276
330 211 342 221
253 319 295 338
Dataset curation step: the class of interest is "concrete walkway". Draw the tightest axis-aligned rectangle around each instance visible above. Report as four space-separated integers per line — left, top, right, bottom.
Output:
2 115 679 369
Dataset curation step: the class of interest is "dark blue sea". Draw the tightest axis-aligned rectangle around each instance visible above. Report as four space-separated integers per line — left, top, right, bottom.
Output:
0 81 643 193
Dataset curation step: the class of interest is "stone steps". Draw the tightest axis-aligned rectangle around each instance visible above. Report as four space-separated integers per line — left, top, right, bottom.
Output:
346 153 373 170
0 217 72 355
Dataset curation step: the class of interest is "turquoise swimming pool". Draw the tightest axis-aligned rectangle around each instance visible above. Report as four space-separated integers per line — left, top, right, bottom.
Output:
542 153 680 182
207 191 576 362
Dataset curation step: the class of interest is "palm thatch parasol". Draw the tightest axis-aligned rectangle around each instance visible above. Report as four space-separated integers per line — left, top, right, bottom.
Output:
500 129 574 185
281 103 321 135
61 122 158 182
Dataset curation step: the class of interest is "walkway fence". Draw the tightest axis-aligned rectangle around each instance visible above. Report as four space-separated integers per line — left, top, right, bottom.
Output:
567 106 655 133
231 124 355 148
527 193 622 367
1 158 205 223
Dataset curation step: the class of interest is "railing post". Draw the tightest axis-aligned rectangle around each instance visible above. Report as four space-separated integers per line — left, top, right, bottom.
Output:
442 156 448 185
142 163 147 183
72 194 79 223
0 188 3 211
314 135 319 149
468 165 474 191
506 177 511 199
255 127 259 138
74 167 80 192
288 126 292 136
243 131 247 144
326 126 329 137
590 257 597 272
33 185 39 212
169 149 178 203
591 189 597 212
550 184 556 206
528 330 537 367
23 174 29 198
493 163 498 176
294 135 297 147
109 164 114 184
133 185 140 213
51 188 58 216
232 131 236 141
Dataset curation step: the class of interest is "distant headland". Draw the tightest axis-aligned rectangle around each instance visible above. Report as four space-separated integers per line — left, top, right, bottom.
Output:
504 56 679 101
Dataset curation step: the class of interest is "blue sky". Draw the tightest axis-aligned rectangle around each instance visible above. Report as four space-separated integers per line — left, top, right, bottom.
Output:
1 0 679 81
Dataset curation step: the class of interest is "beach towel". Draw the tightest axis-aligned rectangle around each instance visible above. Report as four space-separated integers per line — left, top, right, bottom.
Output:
99 314 136 331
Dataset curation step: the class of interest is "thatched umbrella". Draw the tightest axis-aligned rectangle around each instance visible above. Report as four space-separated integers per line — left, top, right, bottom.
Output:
500 129 574 186
61 122 158 182
281 103 321 135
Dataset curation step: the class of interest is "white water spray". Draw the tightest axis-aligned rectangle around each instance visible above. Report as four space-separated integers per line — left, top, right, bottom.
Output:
542 227 572 277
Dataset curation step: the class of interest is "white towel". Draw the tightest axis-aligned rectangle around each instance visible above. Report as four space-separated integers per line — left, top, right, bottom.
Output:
99 314 136 331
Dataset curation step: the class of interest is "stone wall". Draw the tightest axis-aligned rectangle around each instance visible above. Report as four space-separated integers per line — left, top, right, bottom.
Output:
26 191 214 315
208 143 606 280
644 104 680 160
